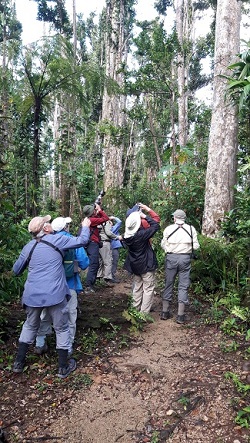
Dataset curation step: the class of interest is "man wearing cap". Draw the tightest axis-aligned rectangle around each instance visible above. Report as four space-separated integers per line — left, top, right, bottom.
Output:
160 209 200 324
82 203 110 294
34 217 90 356
122 204 160 314
12 214 91 379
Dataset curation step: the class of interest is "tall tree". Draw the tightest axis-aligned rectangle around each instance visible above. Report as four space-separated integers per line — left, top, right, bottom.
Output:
101 0 135 196
202 0 241 237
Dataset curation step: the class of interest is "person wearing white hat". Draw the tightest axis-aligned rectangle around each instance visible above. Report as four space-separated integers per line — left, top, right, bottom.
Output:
34 217 90 356
160 209 200 324
122 204 160 314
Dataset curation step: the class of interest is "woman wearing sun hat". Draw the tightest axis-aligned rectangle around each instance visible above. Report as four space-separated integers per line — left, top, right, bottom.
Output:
122 203 160 314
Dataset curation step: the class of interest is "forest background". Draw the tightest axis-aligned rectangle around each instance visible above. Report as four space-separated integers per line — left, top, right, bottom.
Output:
0 0 250 359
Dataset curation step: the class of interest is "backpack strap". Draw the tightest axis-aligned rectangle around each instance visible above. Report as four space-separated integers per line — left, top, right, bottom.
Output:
167 225 194 254
39 239 64 260
26 238 64 265
167 226 180 240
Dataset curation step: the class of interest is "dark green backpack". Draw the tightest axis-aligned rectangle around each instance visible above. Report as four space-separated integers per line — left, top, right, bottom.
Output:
63 249 75 278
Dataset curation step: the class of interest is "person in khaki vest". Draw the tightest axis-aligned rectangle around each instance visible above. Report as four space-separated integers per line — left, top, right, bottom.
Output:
160 209 200 324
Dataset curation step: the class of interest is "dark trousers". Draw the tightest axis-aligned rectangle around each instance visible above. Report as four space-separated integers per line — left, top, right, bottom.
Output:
85 241 100 287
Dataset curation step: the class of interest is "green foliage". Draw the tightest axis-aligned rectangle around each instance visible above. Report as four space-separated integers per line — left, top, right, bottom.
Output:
189 235 249 297
78 329 99 354
226 40 250 110
225 371 250 394
235 406 250 429
123 297 154 332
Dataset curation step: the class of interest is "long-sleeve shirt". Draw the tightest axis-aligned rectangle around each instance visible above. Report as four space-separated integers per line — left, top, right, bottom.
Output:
111 217 122 249
13 226 90 307
89 210 109 243
161 222 200 254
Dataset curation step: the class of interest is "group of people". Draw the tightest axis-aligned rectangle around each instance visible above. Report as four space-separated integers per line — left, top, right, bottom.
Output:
12 201 199 379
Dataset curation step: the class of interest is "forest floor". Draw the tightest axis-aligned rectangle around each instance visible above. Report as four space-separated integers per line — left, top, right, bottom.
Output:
1 270 250 443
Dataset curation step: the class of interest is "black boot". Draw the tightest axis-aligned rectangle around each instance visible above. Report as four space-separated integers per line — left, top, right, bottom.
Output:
13 342 29 373
176 315 185 324
57 349 76 379
160 311 171 320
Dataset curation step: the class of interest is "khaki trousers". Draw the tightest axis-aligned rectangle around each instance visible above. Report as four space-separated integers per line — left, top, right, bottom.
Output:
132 271 155 314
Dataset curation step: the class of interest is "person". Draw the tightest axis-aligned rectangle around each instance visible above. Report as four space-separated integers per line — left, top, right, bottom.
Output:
12 214 91 379
110 216 123 282
82 203 109 294
160 209 200 324
34 217 90 356
97 216 122 284
122 204 160 314
126 203 160 228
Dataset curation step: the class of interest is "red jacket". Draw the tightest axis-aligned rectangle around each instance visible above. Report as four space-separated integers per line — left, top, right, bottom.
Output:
141 209 160 229
89 210 109 243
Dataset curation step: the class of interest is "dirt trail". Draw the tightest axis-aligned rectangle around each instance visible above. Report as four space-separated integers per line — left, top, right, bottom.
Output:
46 283 248 443
1 277 249 443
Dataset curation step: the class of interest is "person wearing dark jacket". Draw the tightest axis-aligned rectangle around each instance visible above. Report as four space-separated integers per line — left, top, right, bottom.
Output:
122 204 160 314
82 203 109 293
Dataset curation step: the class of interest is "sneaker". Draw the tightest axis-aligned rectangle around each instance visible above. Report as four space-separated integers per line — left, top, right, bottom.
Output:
34 343 48 355
13 360 25 373
84 286 95 294
57 358 77 379
160 311 171 320
176 315 185 324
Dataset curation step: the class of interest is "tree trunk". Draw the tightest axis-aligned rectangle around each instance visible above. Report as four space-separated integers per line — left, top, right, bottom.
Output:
175 0 194 148
202 0 241 237
102 0 134 193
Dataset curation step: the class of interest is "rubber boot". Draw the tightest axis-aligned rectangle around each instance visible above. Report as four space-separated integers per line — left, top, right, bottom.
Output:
57 349 76 379
13 342 29 373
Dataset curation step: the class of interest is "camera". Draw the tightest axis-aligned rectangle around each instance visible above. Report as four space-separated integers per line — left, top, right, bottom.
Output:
95 190 106 205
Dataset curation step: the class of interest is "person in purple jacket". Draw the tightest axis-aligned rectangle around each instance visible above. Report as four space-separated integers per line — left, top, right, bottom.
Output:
34 216 90 356
12 214 90 379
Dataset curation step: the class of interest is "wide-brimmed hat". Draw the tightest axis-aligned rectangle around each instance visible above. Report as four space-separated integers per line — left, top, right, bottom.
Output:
28 215 51 234
172 209 186 224
83 204 95 217
51 217 72 232
124 212 141 238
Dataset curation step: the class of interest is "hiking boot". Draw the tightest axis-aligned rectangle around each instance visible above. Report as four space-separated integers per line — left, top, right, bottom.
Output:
160 311 171 320
57 358 77 379
13 360 25 373
176 315 185 324
34 343 48 355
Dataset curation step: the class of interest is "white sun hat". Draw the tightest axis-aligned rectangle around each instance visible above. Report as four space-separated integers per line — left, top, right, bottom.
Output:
51 217 72 232
124 212 141 238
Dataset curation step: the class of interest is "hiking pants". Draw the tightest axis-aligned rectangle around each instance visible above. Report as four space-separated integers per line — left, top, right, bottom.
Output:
133 271 155 314
36 289 77 348
162 253 191 304
97 241 113 280
19 298 70 350
85 241 100 287
112 248 119 279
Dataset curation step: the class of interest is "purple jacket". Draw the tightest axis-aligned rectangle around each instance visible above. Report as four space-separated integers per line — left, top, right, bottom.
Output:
13 227 90 307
